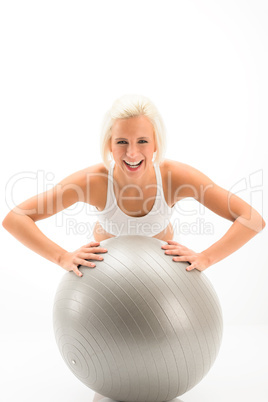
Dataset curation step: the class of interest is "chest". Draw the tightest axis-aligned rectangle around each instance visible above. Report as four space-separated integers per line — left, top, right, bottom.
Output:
114 185 158 217
95 164 174 216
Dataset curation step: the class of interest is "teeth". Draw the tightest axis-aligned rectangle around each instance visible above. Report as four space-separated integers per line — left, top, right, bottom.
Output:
125 160 142 166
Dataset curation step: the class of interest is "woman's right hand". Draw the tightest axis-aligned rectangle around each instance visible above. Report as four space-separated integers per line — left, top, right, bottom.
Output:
58 241 108 277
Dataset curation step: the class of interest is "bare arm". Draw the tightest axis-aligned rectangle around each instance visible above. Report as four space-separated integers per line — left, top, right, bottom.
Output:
2 211 68 265
2 165 107 275
197 182 265 267
163 160 266 270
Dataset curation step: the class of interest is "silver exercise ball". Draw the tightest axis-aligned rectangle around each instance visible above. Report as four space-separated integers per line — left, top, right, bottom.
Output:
53 235 223 402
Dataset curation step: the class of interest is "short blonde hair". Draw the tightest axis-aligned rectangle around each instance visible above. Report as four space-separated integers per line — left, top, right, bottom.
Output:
100 94 167 170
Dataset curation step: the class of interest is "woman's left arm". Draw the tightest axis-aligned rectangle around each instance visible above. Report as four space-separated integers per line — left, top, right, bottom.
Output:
162 161 266 271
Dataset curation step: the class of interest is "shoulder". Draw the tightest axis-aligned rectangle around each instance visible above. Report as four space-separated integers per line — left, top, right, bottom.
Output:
59 163 108 188
82 162 109 181
84 163 110 208
82 161 108 195
160 158 215 200
59 162 108 207
160 158 206 182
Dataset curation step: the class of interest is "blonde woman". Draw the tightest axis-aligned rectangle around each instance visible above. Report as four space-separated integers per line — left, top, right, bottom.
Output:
2 94 265 277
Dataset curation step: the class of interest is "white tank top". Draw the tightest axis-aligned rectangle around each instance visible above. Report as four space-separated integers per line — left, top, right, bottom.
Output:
94 161 175 237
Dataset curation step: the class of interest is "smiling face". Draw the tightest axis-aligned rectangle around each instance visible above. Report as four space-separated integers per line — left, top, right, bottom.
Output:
110 115 157 179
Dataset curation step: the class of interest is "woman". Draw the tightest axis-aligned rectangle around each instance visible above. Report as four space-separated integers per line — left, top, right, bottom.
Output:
2 94 265 277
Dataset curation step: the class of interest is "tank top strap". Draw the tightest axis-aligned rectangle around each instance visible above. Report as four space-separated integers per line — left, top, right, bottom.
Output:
106 160 116 209
154 163 165 201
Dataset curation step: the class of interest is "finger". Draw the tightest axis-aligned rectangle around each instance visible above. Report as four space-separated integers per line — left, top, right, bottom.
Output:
82 247 108 253
71 265 83 277
172 255 193 263
75 258 96 268
161 240 179 248
162 245 187 251
79 252 104 261
162 244 177 249
84 241 100 247
164 249 177 255
162 242 186 249
164 249 185 255
186 264 195 271
166 240 183 245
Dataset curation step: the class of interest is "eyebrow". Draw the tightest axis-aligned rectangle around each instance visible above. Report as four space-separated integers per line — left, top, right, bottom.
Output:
114 136 150 140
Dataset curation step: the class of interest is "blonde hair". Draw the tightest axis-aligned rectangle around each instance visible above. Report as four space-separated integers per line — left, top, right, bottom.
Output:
100 94 167 170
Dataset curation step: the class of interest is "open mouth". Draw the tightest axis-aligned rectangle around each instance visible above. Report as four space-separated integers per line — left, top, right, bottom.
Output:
123 160 144 170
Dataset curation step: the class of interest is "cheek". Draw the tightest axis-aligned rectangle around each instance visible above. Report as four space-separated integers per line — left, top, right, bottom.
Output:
111 146 123 157
146 145 155 154
139 145 155 157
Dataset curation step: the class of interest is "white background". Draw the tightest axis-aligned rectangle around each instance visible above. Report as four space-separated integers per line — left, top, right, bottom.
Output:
1 0 267 401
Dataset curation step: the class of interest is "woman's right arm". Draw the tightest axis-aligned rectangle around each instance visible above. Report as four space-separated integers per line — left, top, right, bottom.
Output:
2 165 107 276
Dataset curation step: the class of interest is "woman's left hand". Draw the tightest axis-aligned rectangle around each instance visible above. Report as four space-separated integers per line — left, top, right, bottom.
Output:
161 240 210 272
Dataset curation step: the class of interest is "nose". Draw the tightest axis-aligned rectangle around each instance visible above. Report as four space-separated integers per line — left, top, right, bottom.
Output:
126 143 139 159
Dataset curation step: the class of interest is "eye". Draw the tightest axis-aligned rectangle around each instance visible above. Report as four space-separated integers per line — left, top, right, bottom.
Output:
116 140 148 144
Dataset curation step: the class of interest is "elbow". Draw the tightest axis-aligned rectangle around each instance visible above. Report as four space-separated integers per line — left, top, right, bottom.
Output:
255 211 266 233
2 211 14 231
236 210 266 233
252 214 265 233
2 213 10 229
2 210 23 231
